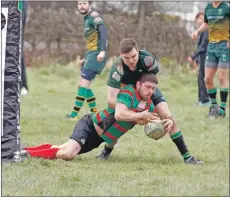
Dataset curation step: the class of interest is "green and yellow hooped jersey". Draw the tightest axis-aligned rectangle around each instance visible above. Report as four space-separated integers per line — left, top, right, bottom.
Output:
204 2 230 42
84 11 105 51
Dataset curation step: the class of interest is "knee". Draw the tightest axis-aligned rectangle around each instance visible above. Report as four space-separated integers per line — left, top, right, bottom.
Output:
204 76 213 85
218 74 226 86
107 99 116 109
57 148 79 161
63 151 76 160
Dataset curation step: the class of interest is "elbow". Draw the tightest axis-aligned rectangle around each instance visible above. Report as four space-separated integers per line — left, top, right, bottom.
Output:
114 111 122 121
107 99 116 109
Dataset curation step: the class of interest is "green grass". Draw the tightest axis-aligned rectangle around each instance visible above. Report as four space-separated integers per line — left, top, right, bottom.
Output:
2 65 229 196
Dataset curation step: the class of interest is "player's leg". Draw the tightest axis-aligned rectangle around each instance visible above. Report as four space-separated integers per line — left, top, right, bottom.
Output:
66 70 95 120
26 114 102 160
156 102 204 164
85 56 106 113
96 140 117 160
24 140 80 160
204 43 219 118
58 114 104 160
55 139 81 160
155 102 203 164
217 41 229 117
51 142 68 149
217 69 229 117
151 88 203 164
84 68 98 114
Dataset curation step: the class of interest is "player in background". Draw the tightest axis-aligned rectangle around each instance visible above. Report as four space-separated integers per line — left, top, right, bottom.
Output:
192 1 229 118
66 1 108 120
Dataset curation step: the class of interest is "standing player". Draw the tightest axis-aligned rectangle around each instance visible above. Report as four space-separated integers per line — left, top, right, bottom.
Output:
66 1 108 120
97 38 203 164
22 74 172 161
192 1 229 118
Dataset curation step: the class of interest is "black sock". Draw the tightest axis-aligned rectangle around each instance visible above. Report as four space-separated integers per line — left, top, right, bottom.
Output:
104 144 114 154
219 88 229 115
171 130 191 160
207 87 217 106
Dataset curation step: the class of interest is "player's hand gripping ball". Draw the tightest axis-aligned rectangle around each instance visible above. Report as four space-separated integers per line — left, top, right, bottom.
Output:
144 120 166 140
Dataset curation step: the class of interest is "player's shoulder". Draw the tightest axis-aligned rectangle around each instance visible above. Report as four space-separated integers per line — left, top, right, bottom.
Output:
90 11 101 18
139 49 156 68
139 49 153 56
222 2 229 8
205 3 212 9
113 56 124 75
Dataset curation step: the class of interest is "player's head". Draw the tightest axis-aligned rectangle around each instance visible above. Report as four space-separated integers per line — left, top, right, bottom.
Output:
77 1 91 15
195 12 204 27
136 73 158 101
120 38 139 71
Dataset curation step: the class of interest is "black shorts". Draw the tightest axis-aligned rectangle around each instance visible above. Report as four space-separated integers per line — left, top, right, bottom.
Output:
151 87 167 106
70 114 104 154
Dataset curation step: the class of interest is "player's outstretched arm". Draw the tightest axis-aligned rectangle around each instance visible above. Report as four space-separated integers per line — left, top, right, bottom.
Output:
192 22 208 40
197 22 208 34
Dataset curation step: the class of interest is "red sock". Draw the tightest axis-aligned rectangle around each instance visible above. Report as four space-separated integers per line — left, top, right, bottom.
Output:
28 148 59 159
24 143 52 151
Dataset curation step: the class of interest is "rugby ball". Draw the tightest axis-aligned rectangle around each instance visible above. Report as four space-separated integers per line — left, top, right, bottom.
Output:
144 120 166 140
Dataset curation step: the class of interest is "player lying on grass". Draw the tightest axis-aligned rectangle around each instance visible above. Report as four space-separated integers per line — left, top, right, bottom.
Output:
22 73 176 161
97 38 203 164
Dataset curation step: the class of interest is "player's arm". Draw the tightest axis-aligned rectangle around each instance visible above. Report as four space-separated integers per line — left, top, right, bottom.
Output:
98 24 108 52
114 89 141 122
192 8 208 40
107 63 122 108
196 22 208 34
196 8 209 34
91 13 108 55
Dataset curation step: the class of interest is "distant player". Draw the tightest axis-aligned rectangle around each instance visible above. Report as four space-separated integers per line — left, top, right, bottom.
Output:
66 1 108 120
192 1 229 118
23 73 171 160
97 38 203 164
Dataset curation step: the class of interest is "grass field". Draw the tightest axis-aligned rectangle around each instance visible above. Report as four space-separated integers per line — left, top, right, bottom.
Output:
2 64 229 196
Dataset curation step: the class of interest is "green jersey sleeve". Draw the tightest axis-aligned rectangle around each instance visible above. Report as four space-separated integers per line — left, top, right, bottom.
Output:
140 50 159 75
107 57 123 89
89 11 105 27
204 5 208 23
116 85 134 109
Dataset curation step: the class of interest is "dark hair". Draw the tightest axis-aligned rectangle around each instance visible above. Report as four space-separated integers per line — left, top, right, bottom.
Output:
77 1 92 5
120 38 139 53
139 73 158 84
195 12 204 19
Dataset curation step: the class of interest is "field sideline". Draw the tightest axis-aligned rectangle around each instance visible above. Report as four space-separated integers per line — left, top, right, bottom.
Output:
2 65 229 196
